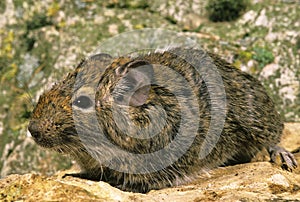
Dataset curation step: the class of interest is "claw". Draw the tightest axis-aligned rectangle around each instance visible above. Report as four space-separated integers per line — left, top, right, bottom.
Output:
268 145 298 171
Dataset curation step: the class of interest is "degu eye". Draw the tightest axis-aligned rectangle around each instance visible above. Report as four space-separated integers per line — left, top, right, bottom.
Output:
73 95 93 109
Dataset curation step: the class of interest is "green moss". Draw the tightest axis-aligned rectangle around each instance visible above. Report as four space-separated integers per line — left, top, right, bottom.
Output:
165 16 177 24
1 63 18 83
47 1 60 17
118 24 127 33
106 0 149 9
252 47 274 69
191 24 205 33
232 60 242 69
13 0 29 7
237 50 253 63
296 37 300 50
0 0 5 14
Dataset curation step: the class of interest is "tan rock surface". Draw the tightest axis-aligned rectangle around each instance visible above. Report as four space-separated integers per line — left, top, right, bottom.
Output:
282 123 300 152
1 123 299 202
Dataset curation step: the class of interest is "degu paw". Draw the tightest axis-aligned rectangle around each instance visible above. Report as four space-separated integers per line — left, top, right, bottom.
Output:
269 145 298 171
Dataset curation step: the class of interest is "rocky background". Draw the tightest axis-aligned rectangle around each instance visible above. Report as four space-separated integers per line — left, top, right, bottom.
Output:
0 0 299 201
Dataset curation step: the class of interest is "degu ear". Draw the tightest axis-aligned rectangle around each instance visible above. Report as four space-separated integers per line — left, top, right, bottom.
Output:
89 53 112 61
89 53 113 72
114 60 154 107
76 53 113 72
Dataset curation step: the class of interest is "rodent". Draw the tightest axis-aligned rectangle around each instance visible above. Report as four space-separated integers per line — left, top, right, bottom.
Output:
28 47 297 193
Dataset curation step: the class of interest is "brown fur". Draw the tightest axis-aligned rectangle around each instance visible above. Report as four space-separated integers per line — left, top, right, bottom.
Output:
28 48 297 193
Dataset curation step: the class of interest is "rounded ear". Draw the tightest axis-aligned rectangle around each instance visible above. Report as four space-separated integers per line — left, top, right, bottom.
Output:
76 53 113 73
74 53 114 89
114 60 154 107
90 53 112 61
89 53 113 72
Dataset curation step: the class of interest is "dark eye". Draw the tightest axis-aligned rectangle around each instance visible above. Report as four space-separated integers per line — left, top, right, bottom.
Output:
73 96 93 109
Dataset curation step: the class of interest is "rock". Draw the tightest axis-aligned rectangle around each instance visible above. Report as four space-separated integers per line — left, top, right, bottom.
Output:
239 10 257 24
0 0 16 27
255 9 269 27
181 13 207 31
259 63 280 79
1 162 300 201
149 0 207 26
0 123 300 202
281 123 300 152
